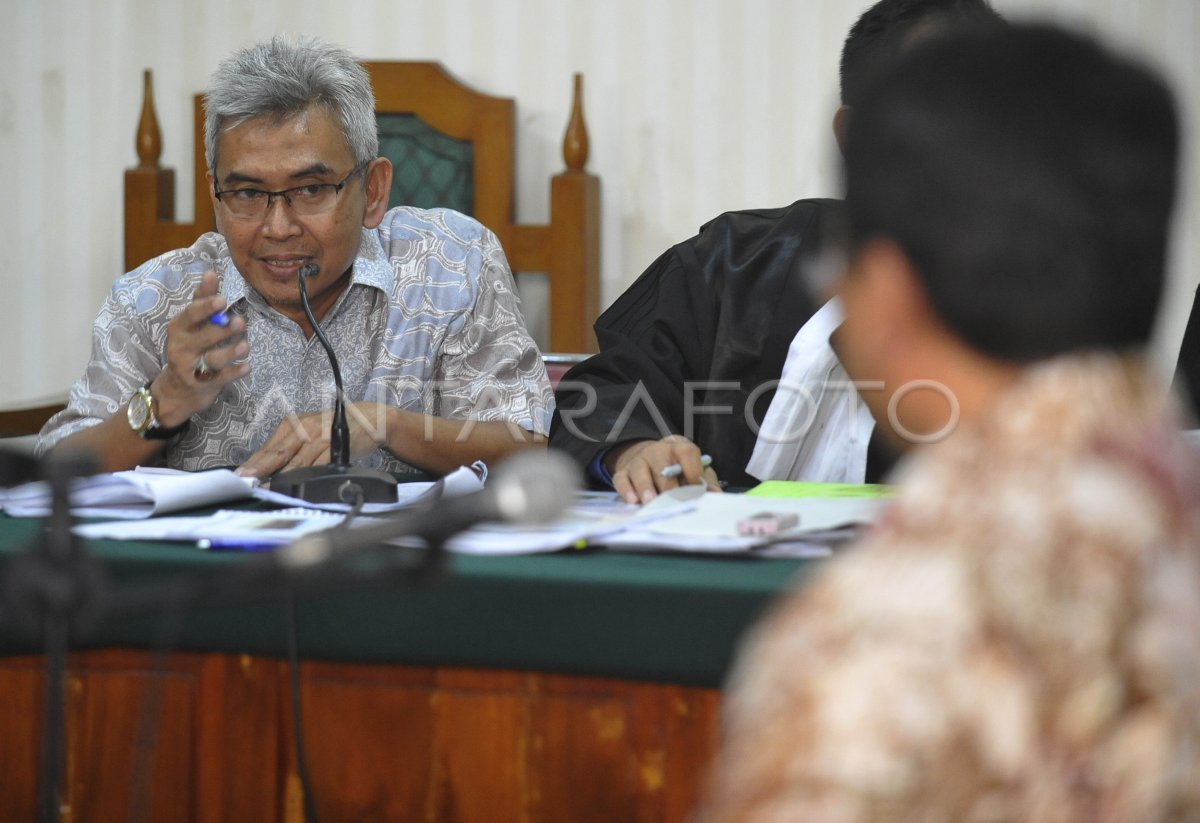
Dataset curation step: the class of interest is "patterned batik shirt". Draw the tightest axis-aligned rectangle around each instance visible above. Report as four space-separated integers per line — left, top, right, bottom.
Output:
38 207 553 473
698 354 1200 823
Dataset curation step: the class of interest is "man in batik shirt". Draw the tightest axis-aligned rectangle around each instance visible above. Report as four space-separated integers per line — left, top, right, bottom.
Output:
38 37 551 478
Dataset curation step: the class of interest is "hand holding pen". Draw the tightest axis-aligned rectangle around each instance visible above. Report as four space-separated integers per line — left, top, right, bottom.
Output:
153 272 250 426
661 454 712 479
605 435 721 505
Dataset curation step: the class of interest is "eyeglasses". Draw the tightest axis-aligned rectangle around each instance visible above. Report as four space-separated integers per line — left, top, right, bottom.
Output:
213 161 369 219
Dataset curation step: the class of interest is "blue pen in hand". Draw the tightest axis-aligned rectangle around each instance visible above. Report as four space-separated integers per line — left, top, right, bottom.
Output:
209 309 230 327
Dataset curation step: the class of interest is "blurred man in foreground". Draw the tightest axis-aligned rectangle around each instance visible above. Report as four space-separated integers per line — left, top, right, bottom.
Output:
699 22 1200 821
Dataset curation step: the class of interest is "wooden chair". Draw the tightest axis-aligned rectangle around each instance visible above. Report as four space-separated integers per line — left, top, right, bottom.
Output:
0 401 65 439
0 400 65 462
124 63 600 352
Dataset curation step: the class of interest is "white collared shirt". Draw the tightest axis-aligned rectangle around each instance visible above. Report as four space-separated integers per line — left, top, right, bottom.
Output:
745 298 875 483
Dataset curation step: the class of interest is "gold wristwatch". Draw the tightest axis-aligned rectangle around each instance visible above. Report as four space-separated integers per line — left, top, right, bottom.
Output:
126 384 189 440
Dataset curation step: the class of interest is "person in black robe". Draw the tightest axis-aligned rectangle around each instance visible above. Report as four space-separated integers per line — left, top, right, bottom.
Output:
549 0 1003 503
552 199 840 493
1173 288 1200 417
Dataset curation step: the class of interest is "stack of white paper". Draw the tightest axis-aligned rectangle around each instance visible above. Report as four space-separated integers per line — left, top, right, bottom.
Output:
2 464 485 520
443 486 888 557
2 468 256 519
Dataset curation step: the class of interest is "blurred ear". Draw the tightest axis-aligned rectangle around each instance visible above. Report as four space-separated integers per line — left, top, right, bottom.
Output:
851 238 934 342
832 106 851 158
837 239 949 450
361 157 393 229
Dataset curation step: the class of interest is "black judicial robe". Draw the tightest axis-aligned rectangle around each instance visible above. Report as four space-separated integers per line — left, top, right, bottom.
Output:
549 198 844 489
1173 286 1200 418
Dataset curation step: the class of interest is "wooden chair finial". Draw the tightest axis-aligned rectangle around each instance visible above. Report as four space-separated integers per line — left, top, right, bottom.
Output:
562 73 589 172
136 69 162 169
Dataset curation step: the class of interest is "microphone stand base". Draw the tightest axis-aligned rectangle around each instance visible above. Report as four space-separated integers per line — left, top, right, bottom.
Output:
270 465 399 504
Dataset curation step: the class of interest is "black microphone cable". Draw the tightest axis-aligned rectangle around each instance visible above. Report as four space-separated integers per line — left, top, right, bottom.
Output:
270 264 396 504
296 263 350 467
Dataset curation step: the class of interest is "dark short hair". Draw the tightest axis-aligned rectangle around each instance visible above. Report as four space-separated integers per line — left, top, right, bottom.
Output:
840 0 1003 108
844 23 1179 361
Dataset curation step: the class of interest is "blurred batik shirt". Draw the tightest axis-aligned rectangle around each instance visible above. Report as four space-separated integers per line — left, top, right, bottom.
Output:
700 353 1200 823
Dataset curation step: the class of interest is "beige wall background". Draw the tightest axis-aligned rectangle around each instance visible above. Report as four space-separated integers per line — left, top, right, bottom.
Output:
2 0 1196 405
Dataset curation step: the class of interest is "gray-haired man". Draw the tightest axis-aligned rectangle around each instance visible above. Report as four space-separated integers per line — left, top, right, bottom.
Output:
40 37 551 478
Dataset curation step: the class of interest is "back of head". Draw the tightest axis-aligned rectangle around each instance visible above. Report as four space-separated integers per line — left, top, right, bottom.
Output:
840 0 1004 108
204 36 378 173
844 22 1179 361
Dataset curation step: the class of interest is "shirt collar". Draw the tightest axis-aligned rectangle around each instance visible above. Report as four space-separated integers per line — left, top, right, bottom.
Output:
348 227 394 292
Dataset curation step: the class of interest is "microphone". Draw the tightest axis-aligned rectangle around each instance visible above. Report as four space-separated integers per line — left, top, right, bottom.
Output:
298 262 350 466
277 450 581 570
269 263 399 504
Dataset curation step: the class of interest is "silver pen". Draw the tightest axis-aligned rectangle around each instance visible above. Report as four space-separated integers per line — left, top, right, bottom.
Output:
660 454 713 478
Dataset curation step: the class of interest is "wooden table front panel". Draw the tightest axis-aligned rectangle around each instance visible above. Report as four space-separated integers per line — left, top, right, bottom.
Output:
0 650 721 822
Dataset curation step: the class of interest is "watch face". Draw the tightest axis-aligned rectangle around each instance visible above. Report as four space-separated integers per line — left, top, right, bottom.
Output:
127 389 152 434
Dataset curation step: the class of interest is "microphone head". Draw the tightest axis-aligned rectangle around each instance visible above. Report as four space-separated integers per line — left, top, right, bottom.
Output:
299 263 320 279
488 450 581 525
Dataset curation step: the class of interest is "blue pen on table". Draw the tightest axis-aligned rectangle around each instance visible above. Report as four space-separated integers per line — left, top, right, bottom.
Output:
196 538 280 551
660 454 713 479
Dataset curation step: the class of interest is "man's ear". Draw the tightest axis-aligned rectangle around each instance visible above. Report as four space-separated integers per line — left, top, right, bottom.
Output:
832 106 851 158
853 238 936 343
206 169 223 232
361 157 393 229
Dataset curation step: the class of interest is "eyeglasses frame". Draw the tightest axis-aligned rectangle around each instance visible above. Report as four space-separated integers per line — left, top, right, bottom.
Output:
212 160 371 219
